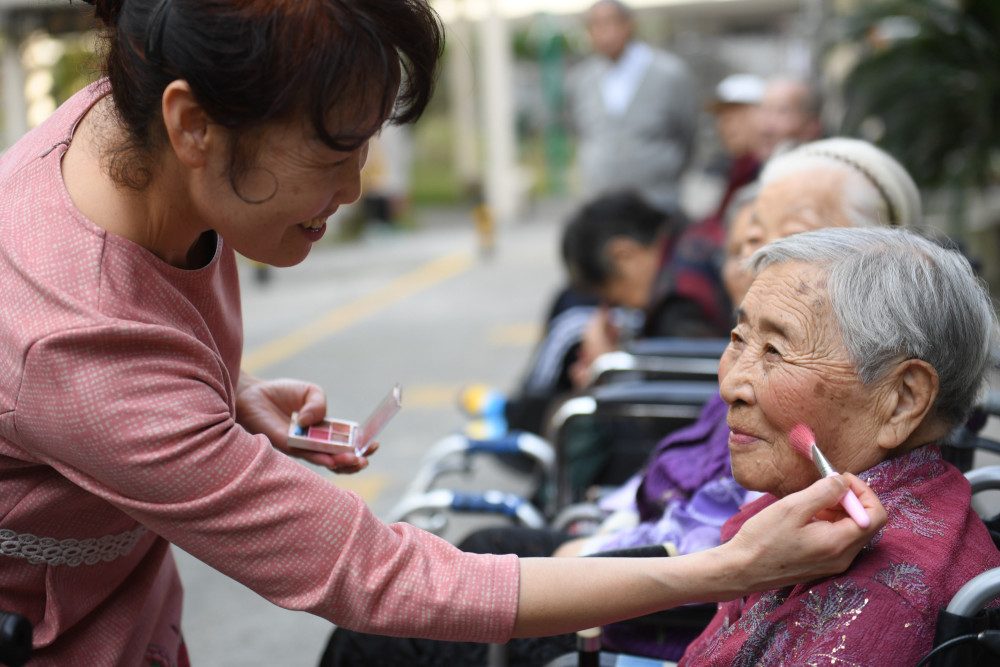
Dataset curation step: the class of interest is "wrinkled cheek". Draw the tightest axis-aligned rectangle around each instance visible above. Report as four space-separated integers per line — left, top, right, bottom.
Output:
803 379 860 441
730 453 772 487
756 379 807 435
732 449 821 497
761 368 848 436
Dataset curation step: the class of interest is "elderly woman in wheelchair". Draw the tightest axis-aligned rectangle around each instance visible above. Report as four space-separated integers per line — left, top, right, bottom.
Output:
673 226 1000 666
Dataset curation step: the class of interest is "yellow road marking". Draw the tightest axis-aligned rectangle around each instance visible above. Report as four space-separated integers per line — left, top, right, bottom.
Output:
242 251 474 373
489 322 542 346
403 383 464 408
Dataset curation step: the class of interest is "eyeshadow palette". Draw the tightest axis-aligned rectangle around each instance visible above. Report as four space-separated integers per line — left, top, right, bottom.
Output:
288 383 402 456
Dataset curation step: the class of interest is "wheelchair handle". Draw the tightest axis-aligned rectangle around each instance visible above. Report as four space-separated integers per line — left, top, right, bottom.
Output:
464 431 555 468
946 568 1000 616
387 489 547 529
586 544 672 559
449 491 547 528
0 611 32 667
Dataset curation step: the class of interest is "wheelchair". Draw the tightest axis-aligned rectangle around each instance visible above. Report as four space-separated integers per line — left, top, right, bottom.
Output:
387 378 720 540
389 337 730 533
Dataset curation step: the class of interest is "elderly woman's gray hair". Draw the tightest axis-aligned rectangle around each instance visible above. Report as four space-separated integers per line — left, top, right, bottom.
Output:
723 182 760 231
750 226 998 427
760 138 922 228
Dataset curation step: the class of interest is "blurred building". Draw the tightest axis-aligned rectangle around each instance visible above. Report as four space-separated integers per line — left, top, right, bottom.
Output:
442 0 830 220
1 0 96 149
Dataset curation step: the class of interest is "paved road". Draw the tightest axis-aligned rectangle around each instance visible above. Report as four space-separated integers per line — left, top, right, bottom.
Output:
174 200 574 666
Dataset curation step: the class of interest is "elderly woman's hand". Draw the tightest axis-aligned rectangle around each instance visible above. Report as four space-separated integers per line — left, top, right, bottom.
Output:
235 372 372 474
721 474 886 595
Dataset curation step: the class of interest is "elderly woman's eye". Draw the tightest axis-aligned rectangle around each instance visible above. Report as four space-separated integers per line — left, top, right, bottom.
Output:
764 343 783 357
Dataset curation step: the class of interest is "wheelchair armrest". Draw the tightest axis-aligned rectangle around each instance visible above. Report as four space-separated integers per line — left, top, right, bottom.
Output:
586 381 719 407
586 351 722 387
966 465 1000 495
386 489 547 534
980 389 1000 417
624 337 730 359
587 544 672 559
544 381 719 440
544 381 719 512
946 568 1000 617
398 432 556 497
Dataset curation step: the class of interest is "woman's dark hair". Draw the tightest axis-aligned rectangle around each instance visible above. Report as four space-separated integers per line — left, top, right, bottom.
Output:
561 190 683 292
79 0 443 197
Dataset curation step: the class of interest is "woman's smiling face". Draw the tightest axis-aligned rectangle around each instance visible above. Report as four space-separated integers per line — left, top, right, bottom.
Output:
718 260 894 497
197 113 374 268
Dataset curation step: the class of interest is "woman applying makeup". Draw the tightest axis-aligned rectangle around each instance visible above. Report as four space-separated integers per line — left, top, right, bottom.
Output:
0 2 885 664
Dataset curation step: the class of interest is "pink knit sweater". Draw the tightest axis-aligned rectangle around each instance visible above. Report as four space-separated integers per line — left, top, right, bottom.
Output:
0 81 519 666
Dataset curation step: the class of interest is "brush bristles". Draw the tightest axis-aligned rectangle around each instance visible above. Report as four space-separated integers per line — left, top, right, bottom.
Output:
789 423 816 460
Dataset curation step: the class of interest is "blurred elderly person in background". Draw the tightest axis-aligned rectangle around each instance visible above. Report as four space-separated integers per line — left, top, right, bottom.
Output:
748 136 922 241
563 191 734 391
679 226 1000 666
755 75 824 161
702 73 766 227
567 0 698 214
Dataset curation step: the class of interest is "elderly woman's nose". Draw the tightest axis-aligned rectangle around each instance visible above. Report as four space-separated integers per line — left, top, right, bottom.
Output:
719 350 756 405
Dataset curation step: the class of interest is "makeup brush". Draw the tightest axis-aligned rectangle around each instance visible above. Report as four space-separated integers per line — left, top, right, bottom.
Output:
789 423 871 528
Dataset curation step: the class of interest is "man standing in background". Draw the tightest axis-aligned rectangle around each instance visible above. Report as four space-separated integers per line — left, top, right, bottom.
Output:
566 0 698 214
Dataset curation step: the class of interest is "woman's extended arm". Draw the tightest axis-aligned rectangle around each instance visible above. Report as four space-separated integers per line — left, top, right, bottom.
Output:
512 474 884 637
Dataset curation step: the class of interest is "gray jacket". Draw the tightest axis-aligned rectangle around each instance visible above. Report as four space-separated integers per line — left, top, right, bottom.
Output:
567 43 697 213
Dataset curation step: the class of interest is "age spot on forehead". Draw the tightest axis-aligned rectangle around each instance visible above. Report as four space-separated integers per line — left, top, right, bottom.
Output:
809 294 829 312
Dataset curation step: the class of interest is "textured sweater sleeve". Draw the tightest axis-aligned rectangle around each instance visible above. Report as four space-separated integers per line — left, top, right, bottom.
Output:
14 321 519 642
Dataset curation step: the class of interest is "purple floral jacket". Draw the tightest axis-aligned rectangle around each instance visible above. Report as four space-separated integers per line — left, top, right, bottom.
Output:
680 446 1000 667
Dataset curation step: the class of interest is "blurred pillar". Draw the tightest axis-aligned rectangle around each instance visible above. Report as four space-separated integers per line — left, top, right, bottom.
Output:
801 0 830 82
446 10 481 197
537 13 568 195
2 12 29 150
477 0 520 225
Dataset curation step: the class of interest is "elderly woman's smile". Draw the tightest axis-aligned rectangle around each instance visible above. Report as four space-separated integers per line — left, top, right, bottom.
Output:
718 260 895 497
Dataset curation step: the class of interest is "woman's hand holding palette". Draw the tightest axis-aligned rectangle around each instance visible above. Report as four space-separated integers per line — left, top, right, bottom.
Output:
288 384 402 457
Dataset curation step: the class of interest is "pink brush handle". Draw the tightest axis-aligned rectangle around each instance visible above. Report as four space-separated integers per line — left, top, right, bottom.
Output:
823 471 870 528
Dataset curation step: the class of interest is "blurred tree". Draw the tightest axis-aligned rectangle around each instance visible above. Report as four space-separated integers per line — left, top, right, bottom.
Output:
50 33 100 106
834 0 1000 233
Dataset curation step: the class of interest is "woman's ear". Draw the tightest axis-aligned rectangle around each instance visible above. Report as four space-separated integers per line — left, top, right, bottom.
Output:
161 80 212 169
876 359 942 452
